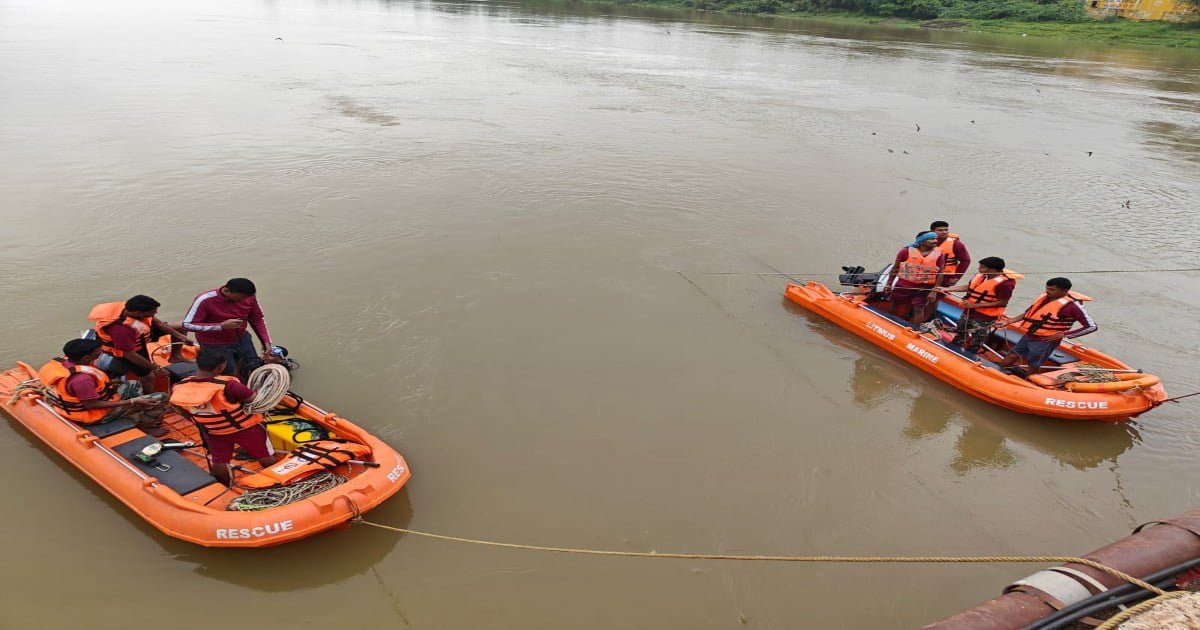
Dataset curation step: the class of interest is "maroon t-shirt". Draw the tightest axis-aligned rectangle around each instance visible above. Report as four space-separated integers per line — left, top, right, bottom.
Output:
62 361 102 401
182 289 271 346
222 379 256 404
101 322 142 353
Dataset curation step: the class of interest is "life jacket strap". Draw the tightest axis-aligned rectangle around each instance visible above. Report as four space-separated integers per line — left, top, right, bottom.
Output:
293 443 356 469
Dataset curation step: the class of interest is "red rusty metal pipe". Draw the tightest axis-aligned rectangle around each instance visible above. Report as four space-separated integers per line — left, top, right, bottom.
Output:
925 507 1200 629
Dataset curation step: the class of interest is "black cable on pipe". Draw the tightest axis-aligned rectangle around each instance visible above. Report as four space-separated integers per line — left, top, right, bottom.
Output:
1024 555 1200 630
1026 557 1196 630
1029 575 1174 630
1027 558 1195 630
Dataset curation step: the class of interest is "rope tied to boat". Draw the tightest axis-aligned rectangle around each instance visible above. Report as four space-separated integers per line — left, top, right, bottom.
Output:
346 496 363 524
227 472 346 511
350 519 1164 594
1157 391 1200 405
244 364 291 414
8 379 45 406
1056 363 1121 384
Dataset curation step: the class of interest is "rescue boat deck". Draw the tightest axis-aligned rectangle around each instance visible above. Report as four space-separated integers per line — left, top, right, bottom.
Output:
86 408 377 512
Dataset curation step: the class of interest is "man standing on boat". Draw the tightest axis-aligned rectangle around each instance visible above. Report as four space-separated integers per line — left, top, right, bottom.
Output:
933 257 1016 353
993 277 1097 376
182 278 279 379
884 231 946 326
931 220 971 287
170 348 279 486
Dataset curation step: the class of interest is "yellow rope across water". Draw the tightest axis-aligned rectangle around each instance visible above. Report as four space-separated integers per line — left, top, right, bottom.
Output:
353 519 1164 595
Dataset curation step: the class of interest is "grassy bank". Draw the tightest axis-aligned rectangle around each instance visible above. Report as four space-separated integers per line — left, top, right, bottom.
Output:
968 17 1200 47
592 0 1200 47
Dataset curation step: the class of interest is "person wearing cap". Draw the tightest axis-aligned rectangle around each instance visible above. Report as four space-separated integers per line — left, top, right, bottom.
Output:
884 231 946 326
88 294 194 393
37 338 169 436
181 278 280 378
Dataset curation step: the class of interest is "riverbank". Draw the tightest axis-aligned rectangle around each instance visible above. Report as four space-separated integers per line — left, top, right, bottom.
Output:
586 0 1200 47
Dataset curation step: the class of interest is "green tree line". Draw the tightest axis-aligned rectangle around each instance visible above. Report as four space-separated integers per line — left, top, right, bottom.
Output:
678 0 1142 22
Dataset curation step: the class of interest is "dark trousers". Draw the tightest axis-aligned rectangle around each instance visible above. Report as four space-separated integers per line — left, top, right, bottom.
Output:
1013 335 1062 371
953 316 995 353
201 332 260 378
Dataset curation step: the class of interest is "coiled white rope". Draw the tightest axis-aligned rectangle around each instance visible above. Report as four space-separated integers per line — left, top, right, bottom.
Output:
244 364 291 414
227 472 346 511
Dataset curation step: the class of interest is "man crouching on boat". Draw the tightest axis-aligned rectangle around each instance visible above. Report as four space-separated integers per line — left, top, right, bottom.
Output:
89 295 194 394
883 231 946 327
933 257 1015 353
37 339 168 436
170 348 281 486
993 277 1097 377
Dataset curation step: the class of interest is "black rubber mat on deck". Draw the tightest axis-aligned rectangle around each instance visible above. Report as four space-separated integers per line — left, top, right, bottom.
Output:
77 417 138 439
112 435 217 495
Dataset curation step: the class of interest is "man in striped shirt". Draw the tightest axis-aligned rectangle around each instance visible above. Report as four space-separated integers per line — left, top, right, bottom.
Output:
182 278 277 378
993 277 1098 376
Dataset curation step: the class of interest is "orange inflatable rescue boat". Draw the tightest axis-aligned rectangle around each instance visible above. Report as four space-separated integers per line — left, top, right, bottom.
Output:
784 271 1166 422
0 355 410 547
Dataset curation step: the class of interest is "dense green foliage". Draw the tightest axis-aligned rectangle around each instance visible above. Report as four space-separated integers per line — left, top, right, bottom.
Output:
599 0 1200 46
680 0 1093 22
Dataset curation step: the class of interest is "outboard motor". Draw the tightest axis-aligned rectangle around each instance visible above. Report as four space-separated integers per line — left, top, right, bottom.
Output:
838 265 880 288
244 345 299 373
839 264 894 301
270 345 300 371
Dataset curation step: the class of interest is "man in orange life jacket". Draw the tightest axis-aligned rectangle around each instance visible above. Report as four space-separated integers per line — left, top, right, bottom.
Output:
933 256 1015 353
37 338 168 435
883 231 946 326
930 220 971 287
90 295 193 393
994 277 1098 375
169 347 280 486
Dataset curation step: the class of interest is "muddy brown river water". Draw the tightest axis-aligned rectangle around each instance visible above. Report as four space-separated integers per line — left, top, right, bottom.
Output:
1 0 1199 627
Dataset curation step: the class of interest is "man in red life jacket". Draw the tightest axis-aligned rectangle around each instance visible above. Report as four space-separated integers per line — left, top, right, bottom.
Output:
170 347 280 486
933 256 1016 353
37 338 168 436
181 278 280 379
883 231 946 326
930 220 971 287
89 294 193 393
994 277 1098 376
